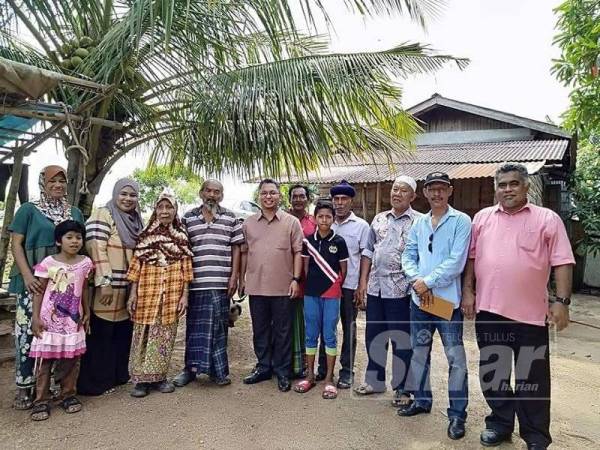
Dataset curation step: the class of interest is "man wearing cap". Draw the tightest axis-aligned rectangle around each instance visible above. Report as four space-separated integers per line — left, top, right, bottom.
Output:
354 176 420 410
316 180 370 389
399 172 471 441
462 163 574 450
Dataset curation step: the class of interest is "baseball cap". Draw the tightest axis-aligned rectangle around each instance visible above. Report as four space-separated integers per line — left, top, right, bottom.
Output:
423 172 451 186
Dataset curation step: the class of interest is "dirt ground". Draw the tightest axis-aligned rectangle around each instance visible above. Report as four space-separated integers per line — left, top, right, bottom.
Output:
0 294 599 450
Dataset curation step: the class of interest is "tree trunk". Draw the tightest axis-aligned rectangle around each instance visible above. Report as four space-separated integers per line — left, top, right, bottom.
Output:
0 146 25 278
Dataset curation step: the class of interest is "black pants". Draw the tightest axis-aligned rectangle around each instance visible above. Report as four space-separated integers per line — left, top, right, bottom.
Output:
476 311 551 447
249 295 293 378
318 288 357 381
77 314 133 396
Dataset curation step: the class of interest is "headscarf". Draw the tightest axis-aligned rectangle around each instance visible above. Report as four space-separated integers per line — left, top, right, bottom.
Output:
105 178 144 249
133 190 192 266
32 165 73 225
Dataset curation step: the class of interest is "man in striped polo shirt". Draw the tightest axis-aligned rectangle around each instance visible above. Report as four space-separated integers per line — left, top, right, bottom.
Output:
173 179 245 387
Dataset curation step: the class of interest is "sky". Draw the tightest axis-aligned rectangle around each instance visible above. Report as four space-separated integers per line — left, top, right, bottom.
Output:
20 0 569 206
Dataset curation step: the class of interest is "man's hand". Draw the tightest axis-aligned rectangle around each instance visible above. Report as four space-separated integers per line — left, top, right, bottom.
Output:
24 274 43 295
419 290 433 308
32 315 45 339
238 279 246 298
461 290 476 320
227 276 238 299
177 295 188 318
289 280 300 298
548 302 569 331
99 285 114 305
412 278 429 296
354 288 366 311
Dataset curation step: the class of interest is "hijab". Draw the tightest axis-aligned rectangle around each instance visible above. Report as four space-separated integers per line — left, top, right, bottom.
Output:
32 165 73 225
133 191 192 266
105 178 144 249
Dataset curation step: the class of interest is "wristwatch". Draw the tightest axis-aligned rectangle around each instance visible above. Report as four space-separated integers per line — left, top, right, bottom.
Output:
551 296 571 306
292 276 301 283
99 276 112 287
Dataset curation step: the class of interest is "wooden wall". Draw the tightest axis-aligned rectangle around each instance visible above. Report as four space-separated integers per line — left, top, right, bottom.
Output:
317 177 496 222
418 107 514 132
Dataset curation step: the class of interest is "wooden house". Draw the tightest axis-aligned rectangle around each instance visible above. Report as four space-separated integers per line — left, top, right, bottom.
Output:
282 94 575 223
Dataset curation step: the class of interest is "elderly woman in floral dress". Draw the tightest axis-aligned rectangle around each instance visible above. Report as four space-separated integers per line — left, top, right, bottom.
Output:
126 191 194 398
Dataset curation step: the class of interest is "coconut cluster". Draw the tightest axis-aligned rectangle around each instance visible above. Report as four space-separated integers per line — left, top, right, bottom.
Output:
60 36 96 70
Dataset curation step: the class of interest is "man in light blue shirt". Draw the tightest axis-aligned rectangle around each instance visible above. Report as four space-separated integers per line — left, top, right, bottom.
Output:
399 172 471 442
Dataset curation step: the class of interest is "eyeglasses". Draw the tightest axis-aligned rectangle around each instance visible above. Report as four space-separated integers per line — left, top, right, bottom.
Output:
428 233 433 253
260 191 279 197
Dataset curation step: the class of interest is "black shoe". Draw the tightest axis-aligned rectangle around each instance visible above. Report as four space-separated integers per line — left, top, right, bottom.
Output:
480 428 512 447
157 380 175 393
130 383 150 398
336 378 353 389
315 372 326 382
243 370 272 385
527 444 547 450
173 370 196 387
396 403 431 417
447 418 466 440
277 376 291 392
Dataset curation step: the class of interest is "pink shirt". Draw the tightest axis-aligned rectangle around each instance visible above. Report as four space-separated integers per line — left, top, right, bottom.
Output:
469 203 575 326
299 213 317 237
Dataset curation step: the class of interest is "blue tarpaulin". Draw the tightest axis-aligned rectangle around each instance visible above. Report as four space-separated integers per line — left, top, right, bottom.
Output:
0 114 38 147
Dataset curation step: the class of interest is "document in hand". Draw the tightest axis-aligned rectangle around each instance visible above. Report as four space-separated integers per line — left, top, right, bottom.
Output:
419 295 454 321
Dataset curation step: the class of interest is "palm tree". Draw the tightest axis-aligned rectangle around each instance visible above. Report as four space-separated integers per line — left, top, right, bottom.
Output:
1 0 466 214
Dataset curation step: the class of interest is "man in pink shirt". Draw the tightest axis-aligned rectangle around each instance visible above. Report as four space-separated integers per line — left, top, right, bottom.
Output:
462 163 574 450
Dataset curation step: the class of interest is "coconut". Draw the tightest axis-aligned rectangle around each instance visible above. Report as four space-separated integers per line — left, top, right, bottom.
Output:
70 38 79 48
74 48 89 58
80 36 93 47
71 56 83 67
61 59 73 69
61 43 72 55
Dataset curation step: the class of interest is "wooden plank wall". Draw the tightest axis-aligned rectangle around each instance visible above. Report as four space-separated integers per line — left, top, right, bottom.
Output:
419 108 515 132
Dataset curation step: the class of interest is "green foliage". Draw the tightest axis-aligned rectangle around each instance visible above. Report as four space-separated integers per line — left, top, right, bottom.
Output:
1 0 465 210
553 0 600 140
131 165 202 212
573 142 600 255
553 1 600 253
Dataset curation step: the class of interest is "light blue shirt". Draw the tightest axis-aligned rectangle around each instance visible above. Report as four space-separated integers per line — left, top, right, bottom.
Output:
401 206 471 308
332 212 370 290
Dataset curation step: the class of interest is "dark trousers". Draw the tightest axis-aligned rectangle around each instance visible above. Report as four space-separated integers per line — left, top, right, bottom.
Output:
77 314 133 396
318 288 357 381
476 311 551 447
406 301 468 420
364 294 412 392
249 295 293 378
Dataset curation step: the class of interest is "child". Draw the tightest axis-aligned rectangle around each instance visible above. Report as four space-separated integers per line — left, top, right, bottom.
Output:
29 220 93 421
294 201 348 399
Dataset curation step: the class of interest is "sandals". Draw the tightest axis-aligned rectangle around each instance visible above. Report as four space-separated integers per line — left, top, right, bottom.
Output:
322 383 338 400
13 388 33 410
293 379 316 393
353 383 385 396
30 402 50 421
61 396 83 414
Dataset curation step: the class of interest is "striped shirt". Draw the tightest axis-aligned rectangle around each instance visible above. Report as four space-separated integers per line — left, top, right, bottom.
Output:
182 206 245 291
86 207 133 322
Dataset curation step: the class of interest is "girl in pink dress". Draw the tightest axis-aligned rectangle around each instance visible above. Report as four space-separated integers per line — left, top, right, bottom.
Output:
29 220 93 421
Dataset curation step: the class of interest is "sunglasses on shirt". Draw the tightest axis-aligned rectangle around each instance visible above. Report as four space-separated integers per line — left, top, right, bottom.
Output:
428 233 433 253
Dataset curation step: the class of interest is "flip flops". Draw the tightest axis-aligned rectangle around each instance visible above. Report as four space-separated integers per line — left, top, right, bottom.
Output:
322 383 338 400
30 402 50 421
293 379 316 393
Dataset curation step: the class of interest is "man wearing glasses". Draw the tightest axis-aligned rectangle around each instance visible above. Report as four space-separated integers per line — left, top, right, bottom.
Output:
240 179 304 392
399 172 471 441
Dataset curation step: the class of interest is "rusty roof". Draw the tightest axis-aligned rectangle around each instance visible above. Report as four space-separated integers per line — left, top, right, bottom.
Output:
277 139 568 184
281 161 546 184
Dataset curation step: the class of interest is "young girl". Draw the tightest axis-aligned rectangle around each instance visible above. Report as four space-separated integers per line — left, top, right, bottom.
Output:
29 220 93 421
294 201 348 399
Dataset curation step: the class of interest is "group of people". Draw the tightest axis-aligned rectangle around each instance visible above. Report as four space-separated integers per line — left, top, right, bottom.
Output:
7 163 573 450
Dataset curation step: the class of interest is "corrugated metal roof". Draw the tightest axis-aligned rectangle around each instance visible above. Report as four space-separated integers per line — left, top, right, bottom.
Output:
335 139 569 166
282 161 547 184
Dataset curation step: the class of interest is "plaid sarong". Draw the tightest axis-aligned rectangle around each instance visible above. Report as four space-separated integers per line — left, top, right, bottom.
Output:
185 290 230 379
